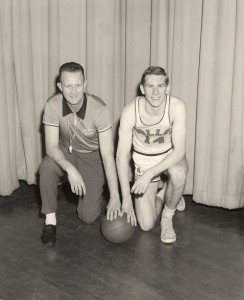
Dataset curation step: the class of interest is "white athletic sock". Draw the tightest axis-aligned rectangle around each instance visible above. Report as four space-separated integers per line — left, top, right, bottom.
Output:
45 213 57 226
162 205 175 219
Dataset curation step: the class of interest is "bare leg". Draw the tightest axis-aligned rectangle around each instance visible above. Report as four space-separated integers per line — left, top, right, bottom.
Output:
165 156 188 209
135 181 159 231
155 181 167 217
161 157 188 244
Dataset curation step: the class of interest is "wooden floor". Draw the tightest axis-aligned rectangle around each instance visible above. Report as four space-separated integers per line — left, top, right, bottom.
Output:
0 182 244 300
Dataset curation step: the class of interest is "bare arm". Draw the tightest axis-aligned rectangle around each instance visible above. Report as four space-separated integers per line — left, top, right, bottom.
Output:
99 128 120 220
116 104 137 225
44 124 86 195
131 99 187 194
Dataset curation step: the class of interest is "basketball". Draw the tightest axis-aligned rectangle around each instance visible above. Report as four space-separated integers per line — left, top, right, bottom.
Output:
101 213 135 244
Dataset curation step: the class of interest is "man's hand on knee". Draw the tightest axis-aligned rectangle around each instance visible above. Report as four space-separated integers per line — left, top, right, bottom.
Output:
66 166 86 196
131 171 153 195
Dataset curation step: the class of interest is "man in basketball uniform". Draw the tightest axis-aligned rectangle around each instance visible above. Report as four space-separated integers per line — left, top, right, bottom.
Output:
39 62 120 245
116 66 188 243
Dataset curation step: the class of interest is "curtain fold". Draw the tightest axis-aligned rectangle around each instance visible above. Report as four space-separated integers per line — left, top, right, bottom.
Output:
0 0 22 195
193 0 244 208
86 0 118 121
168 0 203 195
150 0 170 68
12 0 40 185
0 0 243 208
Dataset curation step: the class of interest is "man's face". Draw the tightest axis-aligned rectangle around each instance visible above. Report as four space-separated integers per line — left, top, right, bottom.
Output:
57 71 86 107
140 75 169 108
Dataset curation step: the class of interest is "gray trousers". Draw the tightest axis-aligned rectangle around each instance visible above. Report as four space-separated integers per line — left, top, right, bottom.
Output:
39 145 105 224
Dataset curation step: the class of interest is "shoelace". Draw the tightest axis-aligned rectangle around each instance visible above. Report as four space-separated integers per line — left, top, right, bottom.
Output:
161 217 175 236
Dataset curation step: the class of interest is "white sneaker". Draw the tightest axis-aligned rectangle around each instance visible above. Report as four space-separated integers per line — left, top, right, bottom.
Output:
176 197 185 212
160 215 176 244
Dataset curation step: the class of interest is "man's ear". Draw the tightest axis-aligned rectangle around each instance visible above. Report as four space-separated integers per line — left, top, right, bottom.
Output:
140 84 145 95
166 84 171 95
57 82 62 92
84 80 87 90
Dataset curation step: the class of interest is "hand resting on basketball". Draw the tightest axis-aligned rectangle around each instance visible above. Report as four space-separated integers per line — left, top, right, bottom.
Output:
66 166 86 196
121 198 137 226
101 213 135 244
106 197 121 221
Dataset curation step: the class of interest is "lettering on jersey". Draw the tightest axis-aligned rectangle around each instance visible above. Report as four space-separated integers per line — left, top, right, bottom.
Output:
134 127 172 144
83 129 96 135
137 166 142 174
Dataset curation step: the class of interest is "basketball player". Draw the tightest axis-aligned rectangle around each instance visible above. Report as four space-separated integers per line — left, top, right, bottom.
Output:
39 62 120 245
116 66 188 243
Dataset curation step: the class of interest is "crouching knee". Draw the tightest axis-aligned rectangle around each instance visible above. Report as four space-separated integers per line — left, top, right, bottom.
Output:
39 158 49 176
168 164 188 186
138 219 155 232
39 156 59 177
78 212 95 224
77 208 101 224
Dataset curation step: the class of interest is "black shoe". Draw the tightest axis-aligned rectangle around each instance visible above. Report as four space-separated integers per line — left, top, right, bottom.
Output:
41 225 56 245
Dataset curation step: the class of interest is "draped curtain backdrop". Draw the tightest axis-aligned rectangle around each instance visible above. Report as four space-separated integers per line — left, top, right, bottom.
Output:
0 0 243 208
